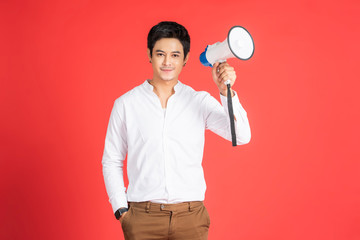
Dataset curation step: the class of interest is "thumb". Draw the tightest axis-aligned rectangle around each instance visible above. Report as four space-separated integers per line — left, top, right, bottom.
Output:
212 62 220 76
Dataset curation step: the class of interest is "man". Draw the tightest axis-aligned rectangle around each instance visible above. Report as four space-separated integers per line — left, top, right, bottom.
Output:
102 21 251 240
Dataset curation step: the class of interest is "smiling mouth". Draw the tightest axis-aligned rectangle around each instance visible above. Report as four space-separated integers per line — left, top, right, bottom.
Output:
161 68 174 71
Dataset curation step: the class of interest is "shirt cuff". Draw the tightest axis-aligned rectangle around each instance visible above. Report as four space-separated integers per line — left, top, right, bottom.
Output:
110 193 128 213
219 90 248 120
220 90 239 108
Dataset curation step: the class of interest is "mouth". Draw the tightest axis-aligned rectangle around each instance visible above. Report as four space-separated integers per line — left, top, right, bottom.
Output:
160 68 174 72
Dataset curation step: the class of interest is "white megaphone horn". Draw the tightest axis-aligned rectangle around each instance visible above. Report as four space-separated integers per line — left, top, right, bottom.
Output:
199 26 254 67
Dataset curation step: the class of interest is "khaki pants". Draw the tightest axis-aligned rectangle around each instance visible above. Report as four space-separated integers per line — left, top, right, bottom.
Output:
120 201 210 240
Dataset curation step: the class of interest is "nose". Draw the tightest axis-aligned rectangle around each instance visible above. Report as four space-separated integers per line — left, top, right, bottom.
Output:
163 55 171 66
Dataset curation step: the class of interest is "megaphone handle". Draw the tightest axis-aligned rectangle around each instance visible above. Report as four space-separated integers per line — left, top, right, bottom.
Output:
227 83 237 146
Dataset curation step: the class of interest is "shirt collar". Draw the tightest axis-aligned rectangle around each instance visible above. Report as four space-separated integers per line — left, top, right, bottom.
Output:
143 80 183 93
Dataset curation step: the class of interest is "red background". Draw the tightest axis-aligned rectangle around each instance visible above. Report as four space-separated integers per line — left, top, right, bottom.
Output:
1 0 359 239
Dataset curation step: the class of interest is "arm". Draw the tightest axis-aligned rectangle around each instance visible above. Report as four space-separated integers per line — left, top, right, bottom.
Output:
204 62 251 145
102 98 128 214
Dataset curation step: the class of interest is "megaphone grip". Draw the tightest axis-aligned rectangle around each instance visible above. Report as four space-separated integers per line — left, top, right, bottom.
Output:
227 84 237 146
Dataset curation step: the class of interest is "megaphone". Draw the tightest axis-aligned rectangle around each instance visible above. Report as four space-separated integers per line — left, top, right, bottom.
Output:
200 26 254 67
200 26 254 147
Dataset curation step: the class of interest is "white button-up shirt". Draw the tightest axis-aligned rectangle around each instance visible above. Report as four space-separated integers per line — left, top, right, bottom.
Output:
102 80 251 213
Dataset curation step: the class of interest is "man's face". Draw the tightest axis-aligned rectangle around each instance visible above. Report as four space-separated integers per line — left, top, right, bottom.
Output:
148 38 188 82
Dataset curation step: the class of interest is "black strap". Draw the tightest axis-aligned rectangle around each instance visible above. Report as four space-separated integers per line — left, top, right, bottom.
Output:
227 84 237 146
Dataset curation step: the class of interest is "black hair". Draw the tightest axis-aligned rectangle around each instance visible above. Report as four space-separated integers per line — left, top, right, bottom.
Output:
147 21 190 59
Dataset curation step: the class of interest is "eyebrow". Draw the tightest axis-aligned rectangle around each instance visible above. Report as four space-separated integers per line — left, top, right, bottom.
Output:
155 50 182 54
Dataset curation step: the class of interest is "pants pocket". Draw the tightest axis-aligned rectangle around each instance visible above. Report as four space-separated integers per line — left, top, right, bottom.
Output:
203 205 211 227
120 207 132 229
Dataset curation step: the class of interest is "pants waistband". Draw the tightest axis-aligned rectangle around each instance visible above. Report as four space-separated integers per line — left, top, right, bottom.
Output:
128 201 204 213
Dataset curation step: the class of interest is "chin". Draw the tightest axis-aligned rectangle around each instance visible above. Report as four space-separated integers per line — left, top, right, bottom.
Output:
160 76 176 81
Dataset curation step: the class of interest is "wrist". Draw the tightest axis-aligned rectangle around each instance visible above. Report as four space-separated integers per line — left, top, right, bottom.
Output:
114 207 129 220
220 89 234 97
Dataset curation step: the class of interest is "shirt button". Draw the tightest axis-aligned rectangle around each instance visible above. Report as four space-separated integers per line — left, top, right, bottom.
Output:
160 204 165 210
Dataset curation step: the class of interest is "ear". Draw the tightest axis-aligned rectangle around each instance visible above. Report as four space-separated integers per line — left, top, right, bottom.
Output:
184 52 190 65
147 48 152 62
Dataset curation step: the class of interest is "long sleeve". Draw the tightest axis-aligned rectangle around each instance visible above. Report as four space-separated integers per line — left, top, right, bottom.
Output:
204 91 251 145
102 99 128 213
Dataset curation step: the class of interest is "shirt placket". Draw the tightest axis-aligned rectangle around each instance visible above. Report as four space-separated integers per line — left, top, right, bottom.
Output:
162 94 176 202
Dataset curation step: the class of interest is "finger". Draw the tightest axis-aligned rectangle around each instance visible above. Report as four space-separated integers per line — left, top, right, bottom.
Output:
219 67 235 78
217 62 229 72
218 62 231 70
217 66 234 77
220 74 236 86
219 71 231 82
218 62 229 68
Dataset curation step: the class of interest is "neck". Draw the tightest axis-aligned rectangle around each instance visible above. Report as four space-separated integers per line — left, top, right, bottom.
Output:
148 78 178 96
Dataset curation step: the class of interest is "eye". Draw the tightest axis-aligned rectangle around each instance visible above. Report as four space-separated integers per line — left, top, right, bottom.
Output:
172 54 180 58
157 53 164 57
